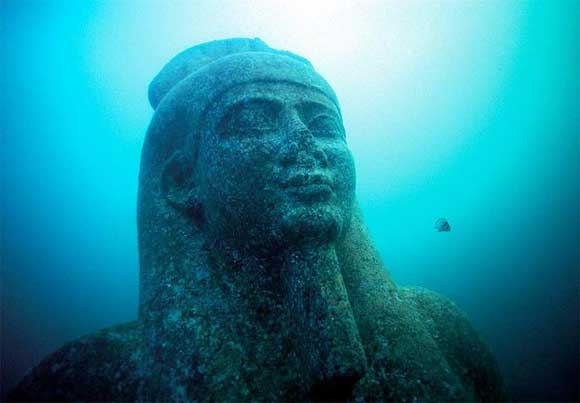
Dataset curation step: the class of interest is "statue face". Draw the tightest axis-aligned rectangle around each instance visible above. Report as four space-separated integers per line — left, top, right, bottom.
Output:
197 82 355 250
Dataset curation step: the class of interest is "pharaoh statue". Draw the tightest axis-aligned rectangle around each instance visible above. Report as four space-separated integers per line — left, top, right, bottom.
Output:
10 38 504 402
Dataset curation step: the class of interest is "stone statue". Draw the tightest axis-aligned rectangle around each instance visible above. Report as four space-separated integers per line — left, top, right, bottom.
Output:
9 38 504 402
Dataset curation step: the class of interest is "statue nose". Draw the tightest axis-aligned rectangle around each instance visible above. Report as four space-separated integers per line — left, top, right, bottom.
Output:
279 118 329 168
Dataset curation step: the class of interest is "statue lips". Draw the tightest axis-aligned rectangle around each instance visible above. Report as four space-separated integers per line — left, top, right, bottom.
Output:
282 171 334 202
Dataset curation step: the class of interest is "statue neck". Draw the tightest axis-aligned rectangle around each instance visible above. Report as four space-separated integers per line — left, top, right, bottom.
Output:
280 243 367 397
213 239 368 398
140 231 368 400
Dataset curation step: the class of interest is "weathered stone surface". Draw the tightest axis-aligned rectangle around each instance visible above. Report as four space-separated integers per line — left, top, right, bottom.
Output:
9 38 505 402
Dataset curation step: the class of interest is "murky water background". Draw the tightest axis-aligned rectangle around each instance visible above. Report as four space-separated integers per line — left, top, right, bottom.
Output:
1 1 578 401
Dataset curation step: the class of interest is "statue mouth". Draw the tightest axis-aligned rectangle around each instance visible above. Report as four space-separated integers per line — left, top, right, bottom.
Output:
282 172 334 200
284 171 333 186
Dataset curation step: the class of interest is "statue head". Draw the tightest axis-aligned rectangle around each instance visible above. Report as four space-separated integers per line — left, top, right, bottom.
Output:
138 40 361 306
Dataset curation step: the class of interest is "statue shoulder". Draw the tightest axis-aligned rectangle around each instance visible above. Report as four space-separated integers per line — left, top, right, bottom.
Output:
398 286 507 401
8 321 141 402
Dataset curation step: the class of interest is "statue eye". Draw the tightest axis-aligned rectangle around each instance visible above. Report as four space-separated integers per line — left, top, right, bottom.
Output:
308 114 343 139
219 100 280 137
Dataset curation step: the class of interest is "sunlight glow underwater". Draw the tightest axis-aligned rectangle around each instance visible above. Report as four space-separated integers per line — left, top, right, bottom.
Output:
1 0 578 401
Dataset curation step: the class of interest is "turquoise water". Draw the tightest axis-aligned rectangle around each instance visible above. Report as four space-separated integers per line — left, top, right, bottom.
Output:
1 1 578 401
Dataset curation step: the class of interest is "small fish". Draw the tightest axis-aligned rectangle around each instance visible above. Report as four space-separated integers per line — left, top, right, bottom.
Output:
435 218 451 232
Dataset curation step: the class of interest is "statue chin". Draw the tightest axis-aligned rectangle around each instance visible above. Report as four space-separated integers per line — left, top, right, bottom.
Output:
279 204 346 246
203 193 352 253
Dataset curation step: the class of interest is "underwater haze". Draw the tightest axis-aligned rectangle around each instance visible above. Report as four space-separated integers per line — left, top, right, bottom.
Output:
1 1 578 401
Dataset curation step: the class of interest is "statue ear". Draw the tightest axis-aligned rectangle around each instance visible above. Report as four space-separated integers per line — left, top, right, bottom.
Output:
160 151 201 214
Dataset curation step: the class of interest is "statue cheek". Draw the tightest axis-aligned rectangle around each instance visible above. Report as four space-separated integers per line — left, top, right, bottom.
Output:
327 146 355 181
209 141 277 197
228 137 278 162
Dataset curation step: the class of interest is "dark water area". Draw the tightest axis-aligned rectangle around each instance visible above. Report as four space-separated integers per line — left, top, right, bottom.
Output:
1 1 578 401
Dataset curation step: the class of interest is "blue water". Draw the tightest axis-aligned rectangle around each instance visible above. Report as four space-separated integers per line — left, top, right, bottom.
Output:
1 1 578 401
